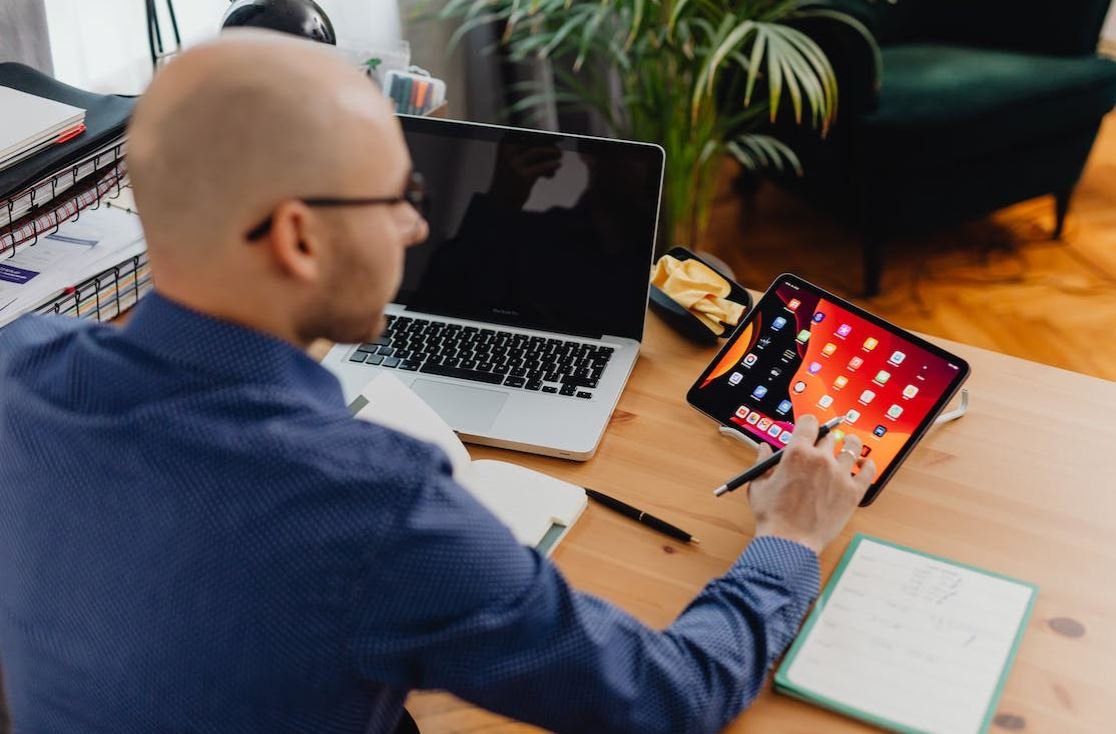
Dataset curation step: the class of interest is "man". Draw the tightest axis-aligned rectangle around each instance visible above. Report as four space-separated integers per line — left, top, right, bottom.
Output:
0 32 875 733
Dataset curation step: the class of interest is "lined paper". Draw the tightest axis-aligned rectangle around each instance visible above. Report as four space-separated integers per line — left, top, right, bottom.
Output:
783 538 1034 734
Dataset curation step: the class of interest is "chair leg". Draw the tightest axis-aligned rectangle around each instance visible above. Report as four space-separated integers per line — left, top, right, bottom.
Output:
862 232 883 298
1053 188 1072 240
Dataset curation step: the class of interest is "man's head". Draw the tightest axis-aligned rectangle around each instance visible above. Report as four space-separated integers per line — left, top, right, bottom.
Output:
128 30 427 346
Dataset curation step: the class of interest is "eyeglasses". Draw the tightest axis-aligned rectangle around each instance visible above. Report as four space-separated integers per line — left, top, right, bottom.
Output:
246 172 427 241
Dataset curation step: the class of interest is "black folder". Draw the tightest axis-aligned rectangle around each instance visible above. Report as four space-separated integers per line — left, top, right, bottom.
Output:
0 63 135 198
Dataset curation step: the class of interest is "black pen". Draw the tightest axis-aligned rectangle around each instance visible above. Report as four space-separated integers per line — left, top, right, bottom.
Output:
713 415 846 497
585 488 700 544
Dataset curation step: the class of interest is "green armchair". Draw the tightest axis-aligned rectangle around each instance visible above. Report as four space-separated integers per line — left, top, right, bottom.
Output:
777 0 1116 295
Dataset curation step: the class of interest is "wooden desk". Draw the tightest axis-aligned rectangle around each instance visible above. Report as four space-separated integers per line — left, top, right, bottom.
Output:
405 311 1116 733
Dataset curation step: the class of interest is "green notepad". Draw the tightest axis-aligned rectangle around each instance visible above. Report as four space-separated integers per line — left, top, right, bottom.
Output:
775 533 1038 734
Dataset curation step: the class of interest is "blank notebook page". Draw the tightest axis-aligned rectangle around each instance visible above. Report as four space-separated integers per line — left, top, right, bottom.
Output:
779 536 1036 734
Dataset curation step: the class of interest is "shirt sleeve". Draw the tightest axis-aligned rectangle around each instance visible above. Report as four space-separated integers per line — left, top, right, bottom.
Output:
347 471 820 734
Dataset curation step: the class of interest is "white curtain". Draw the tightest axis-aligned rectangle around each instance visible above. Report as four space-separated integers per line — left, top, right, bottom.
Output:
45 0 402 95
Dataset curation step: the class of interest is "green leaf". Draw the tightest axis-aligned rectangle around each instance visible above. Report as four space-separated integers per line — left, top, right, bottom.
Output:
743 25 766 107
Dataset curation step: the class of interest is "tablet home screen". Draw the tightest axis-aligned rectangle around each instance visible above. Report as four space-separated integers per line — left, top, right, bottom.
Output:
690 278 965 478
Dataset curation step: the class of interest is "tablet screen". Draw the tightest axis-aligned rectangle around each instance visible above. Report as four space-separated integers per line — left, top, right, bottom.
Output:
687 275 969 502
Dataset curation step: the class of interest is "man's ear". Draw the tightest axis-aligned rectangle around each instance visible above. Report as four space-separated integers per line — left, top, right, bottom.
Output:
264 200 324 284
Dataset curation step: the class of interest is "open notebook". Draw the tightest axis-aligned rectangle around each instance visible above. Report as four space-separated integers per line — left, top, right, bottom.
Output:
776 534 1037 734
350 372 586 554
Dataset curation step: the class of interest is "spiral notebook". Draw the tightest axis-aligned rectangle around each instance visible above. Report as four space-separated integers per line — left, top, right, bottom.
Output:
775 534 1037 734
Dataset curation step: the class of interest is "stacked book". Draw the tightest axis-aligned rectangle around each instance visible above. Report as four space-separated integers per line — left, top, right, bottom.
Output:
0 63 150 328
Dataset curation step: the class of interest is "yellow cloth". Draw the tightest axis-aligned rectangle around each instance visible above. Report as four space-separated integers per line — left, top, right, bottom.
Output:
651 255 745 335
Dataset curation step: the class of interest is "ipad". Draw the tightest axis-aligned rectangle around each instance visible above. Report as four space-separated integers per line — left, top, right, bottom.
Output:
686 274 969 505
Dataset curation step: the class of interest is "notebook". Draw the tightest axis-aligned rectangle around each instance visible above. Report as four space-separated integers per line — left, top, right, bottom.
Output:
775 534 1038 734
0 85 85 172
350 372 587 554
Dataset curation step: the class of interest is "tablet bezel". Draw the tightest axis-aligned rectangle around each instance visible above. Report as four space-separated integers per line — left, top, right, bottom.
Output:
686 273 970 505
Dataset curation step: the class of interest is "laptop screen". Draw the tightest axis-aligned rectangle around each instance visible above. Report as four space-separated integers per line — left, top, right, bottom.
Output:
396 116 663 341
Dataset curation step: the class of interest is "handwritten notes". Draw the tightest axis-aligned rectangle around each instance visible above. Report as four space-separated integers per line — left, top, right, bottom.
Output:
779 536 1036 734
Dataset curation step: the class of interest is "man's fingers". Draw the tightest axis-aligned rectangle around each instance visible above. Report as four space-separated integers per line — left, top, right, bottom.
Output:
836 434 862 471
854 458 878 490
789 414 819 447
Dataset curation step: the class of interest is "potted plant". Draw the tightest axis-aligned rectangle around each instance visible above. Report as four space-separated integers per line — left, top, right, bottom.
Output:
433 0 875 252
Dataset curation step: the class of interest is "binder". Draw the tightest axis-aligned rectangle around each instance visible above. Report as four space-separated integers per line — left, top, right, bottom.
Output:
0 158 127 259
35 251 152 323
0 139 126 229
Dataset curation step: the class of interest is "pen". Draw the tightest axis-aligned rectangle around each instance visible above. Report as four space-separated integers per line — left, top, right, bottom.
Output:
713 415 846 497
584 488 700 544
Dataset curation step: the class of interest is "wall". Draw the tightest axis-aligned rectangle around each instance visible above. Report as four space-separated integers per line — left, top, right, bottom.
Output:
44 0 402 94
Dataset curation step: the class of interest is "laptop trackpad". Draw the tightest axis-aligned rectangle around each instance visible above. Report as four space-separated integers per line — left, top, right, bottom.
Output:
411 379 508 434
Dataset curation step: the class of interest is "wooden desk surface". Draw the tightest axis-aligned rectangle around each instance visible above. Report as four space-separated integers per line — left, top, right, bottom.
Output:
405 310 1116 734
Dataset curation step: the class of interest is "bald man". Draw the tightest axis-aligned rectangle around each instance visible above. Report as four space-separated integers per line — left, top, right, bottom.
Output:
0 32 873 734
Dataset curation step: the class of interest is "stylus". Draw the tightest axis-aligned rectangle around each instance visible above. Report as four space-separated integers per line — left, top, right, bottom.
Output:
713 415 846 497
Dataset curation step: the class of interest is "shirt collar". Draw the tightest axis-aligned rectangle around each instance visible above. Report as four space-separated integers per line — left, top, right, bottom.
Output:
122 291 345 408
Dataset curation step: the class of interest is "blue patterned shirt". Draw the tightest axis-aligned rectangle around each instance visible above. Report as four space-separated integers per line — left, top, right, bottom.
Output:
0 292 820 733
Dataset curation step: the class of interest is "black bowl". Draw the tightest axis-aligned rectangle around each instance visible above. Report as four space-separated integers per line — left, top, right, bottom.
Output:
648 247 753 345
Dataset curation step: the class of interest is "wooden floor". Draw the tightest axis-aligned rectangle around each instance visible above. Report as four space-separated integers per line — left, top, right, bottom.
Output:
703 112 1116 383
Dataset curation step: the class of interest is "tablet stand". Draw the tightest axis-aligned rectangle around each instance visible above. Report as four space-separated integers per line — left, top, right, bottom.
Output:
717 388 970 447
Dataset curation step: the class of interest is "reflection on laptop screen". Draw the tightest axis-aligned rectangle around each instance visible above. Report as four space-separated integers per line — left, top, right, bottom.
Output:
398 117 664 340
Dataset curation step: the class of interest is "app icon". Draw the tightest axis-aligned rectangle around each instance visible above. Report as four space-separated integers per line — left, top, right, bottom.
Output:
873 425 887 438
873 370 891 386
735 406 750 419
888 350 906 366
769 367 782 378
860 445 872 458
758 337 772 348
863 337 879 351
751 385 768 399
728 372 743 386
903 384 919 400
887 404 903 420
793 381 808 394
796 329 811 343
833 375 849 390
845 409 861 424
858 389 876 405
767 424 783 438
822 342 837 357
836 324 852 338
782 349 797 362
745 412 761 425
808 361 823 375
743 353 758 367
787 298 801 311
779 430 793 444
776 399 792 415
847 356 864 371
772 317 787 331
757 418 773 431
812 312 826 324
818 394 834 408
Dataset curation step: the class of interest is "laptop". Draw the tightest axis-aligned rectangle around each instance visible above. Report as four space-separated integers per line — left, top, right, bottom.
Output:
322 115 664 460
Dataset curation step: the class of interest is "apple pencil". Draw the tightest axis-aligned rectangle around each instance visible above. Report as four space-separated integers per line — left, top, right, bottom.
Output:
713 415 846 497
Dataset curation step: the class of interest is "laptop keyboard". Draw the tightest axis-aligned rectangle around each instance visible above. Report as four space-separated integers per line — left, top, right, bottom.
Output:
347 315 614 399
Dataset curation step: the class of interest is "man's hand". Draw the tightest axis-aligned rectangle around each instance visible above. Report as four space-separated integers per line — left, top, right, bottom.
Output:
747 415 877 554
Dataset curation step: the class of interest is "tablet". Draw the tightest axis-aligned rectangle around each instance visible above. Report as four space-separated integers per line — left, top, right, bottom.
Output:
686 274 969 505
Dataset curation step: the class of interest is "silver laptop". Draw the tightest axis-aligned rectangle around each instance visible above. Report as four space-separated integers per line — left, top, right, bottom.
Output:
323 116 664 460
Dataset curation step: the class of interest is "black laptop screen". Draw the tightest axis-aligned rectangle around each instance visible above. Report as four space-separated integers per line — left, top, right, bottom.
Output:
396 116 663 341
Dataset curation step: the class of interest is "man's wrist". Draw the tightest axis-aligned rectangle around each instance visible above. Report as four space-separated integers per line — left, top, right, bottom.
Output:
754 526 823 555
